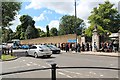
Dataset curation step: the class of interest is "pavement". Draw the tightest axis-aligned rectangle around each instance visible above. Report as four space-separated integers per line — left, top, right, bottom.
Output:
61 50 120 57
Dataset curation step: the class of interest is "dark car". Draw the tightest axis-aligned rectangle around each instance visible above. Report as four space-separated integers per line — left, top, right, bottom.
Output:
47 45 61 54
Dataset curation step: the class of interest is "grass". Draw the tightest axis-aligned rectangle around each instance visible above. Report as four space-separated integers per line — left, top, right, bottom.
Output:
1 54 16 61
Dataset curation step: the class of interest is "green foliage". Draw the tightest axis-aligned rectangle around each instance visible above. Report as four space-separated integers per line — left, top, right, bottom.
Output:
50 27 58 36
87 1 119 36
2 27 13 42
37 28 46 37
59 15 84 35
2 2 22 27
15 15 39 39
1 2 21 42
85 24 111 37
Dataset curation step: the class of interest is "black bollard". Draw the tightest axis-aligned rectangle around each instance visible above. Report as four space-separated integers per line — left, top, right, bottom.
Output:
51 64 56 80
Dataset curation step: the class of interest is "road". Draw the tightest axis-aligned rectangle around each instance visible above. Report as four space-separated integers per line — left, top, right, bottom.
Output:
1 50 119 78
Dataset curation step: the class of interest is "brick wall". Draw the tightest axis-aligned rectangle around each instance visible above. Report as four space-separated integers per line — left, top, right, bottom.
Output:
20 34 81 45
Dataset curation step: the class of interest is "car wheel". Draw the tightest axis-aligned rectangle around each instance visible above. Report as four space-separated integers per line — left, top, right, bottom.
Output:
47 55 51 58
34 53 38 58
25 51 29 56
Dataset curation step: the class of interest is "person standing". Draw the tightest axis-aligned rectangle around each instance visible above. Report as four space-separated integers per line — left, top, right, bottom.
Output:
77 43 81 52
86 42 89 51
82 42 85 51
65 43 69 52
94 42 97 51
90 43 92 51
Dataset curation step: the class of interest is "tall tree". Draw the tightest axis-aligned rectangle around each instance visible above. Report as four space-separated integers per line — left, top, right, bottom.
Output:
87 1 119 35
46 25 50 37
59 15 84 35
37 28 46 37
17 15 39 39
50 27 58 36
2 2 21 27
1 2 21 42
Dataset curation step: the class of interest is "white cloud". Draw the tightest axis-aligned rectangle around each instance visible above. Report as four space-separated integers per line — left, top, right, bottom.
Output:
33 10 53 22
48 20 59 30
9 14 21 32
25 0 74 14
33 13 45 22
25 0 119 28
35 25 46 32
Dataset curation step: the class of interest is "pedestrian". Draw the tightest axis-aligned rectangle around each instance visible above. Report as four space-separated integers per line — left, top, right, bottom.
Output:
94 42 97 51
86 42 89 51
90 43 92 51
65 43 69 52
82 42 85 51
77 43 81 52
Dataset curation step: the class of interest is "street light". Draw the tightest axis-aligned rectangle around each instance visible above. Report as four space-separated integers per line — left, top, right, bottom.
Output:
74 0 77 52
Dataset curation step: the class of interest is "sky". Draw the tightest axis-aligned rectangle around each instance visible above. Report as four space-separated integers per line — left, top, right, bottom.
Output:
10 0 119 32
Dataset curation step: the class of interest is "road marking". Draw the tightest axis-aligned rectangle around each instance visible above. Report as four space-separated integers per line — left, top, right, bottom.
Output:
38 65 41 66
100 74 104 77
58 72 72 78
23 60 25 62
26 63 31 66
33 63 37 65
59 69 82 75
42 66 47 68
30 62 33 63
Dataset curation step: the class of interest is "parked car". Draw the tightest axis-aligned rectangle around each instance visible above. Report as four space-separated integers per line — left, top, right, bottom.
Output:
21 45 29 49
47 45 61 54
26 45 52 58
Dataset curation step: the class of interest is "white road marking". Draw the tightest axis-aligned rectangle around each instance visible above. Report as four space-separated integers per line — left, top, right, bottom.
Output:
30 62 33 63
23 60 25 62
33 63 37 65
58 72 72 78
89 71 97 75
42 66 47 68
100 74 104 77
26 63 31 66
59 69 82 75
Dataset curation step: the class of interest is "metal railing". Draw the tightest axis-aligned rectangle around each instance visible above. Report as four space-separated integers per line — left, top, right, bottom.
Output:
1 64 120 80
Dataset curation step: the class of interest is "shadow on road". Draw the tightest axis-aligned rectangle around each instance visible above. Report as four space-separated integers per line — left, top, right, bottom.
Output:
14 50 56 59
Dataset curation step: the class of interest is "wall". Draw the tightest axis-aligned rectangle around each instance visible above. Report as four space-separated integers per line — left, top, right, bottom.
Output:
20 34 81 45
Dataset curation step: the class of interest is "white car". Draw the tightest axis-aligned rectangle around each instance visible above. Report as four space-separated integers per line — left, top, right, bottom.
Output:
26 45 52 58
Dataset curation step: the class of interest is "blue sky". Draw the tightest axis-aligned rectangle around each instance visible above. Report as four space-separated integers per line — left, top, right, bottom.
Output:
10 0 119 32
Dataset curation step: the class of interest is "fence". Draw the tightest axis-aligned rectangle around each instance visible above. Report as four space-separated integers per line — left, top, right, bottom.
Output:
1 64 120 80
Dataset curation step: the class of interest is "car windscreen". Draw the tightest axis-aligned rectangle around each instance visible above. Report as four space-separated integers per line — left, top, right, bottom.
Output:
39 45 50 50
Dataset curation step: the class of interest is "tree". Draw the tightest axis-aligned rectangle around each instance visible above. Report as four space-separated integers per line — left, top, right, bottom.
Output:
59 15 84 35
87 1 119 35
50 27 58 36
46 25 50 37
37 28 46 37
1 2 21 42
2 2 21 27
16 15 39 39
25 25 36 39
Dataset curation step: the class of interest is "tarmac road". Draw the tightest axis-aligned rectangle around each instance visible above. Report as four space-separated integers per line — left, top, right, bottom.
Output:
1 50 119 78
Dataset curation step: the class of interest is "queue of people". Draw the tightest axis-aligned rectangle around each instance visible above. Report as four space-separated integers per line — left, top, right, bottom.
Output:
60 41 118 53
60 42 92 52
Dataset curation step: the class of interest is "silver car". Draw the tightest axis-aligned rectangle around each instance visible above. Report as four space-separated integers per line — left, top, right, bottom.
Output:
26 45 52 58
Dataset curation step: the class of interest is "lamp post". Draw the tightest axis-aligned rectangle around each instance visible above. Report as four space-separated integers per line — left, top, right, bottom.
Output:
74 0 77 52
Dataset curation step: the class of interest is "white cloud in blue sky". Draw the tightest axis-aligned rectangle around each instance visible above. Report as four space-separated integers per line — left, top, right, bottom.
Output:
10 0 119 32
